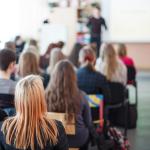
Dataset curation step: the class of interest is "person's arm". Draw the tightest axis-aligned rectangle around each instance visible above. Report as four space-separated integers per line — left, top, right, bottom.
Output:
102 18 107 30
87 18 92 27
54 121 69 150
81 92 92 127
100 76 111 105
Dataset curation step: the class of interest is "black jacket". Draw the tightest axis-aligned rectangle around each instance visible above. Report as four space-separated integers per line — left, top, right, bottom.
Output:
76 67 111 105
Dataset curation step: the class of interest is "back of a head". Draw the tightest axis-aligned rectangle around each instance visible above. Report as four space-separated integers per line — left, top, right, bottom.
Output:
2 75 58 150
47 48 66 74
0 49 16 71
5 41 16 51
79 46 97 72
68 43 82 68
115 43 127 57
57 41 64 48
29 39 38 47
46 60 80 122
18 51 39 77
101 43 118 80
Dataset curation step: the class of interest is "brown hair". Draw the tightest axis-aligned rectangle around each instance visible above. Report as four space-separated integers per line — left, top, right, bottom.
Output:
101 44 119 81
29 39 38 47
0 49 16 71
18 51 42 78
2 75 58 150
79 46 97 73
5 41 16 51
45 60 81 122
46 48 66 75
115 43 127 57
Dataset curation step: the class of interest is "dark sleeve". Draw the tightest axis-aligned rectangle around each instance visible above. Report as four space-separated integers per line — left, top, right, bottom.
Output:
0 109 8 122
42 73 50 89
82 92 92 127
102 18 107 30
0 122 5 150
54 121 69 150
100 76 111 104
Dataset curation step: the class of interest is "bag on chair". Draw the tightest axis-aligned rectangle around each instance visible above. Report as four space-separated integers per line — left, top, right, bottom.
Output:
115 103 137 129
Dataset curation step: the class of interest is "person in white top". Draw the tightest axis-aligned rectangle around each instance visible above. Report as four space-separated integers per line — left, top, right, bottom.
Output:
95 43 127 86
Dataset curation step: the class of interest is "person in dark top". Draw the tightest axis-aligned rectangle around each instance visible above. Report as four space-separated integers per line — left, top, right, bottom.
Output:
68 43 83 69
18 51 50 89
87 7 107 57
14 36 25 64
77 46 111 105
0 109 8 121
0 75 69 150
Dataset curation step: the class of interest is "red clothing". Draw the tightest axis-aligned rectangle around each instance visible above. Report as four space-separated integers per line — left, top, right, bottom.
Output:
119 57 136 84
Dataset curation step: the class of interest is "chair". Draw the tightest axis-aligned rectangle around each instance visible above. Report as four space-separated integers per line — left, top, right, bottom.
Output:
127 66 138 106
46 112 79 150
107 82 129 136
87 94 104 133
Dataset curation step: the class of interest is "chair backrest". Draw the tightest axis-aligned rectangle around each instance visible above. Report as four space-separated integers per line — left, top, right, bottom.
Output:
127 66 136 81
46 112 75 135
108 82 125 105
0 94 14 108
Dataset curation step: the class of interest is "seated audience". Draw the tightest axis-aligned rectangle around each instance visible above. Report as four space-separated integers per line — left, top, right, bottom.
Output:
4 41 16 51
29 39 38 48
0 49 16 115
76 46 111 105
45 60 113 150
18 51 50 89
68 43 83 69
95 43 127 86
40 41 64 69
0 75 69 150
46 48 66 75
0 109 8 122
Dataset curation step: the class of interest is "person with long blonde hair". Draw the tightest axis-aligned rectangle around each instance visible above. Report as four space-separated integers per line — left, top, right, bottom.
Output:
77 46 111 105
18 51 50 89
95 43 127 86
0 75 69 150
46 48 66 75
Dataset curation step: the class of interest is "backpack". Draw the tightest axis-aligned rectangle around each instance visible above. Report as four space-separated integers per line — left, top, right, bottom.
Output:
105 121 130 150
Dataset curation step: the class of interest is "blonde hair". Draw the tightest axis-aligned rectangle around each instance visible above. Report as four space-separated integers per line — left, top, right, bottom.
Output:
115 43 127 57
46 48 66 75
18 51 42 78
1 75 58 150
101 43 119 81
79 46 97 72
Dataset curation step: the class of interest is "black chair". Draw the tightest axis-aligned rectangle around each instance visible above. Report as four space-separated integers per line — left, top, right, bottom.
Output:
107 82 129 136
127 66 138 106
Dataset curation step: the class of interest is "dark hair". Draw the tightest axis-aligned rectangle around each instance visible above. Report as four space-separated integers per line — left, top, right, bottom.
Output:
0 49 16 71
68 43 82 68
57 41 64 48
15 36 20 43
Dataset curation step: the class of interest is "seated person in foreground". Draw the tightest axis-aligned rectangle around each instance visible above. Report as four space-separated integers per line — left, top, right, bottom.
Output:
18 51 50 89
76 46 111 105
95 43 127 86
0 75 69 150
0 49 17 115
45 60 114 150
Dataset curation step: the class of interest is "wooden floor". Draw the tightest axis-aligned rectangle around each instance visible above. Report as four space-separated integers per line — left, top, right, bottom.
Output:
89 70 150 150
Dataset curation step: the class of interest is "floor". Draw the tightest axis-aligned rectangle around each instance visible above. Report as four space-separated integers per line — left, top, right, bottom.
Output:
89 70 150 150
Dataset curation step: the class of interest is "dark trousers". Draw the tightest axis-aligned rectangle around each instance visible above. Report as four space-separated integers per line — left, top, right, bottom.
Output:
90 35 101 58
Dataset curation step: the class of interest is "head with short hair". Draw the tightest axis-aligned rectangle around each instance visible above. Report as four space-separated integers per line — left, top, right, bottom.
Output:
115 43 127 57
29 39 38 48
57 41 64 48
5 41 16 51
46 48 66 75
0 49 16 72
93 7 101 18
18 51 40 78
100 43 119 80
68 43 82 68
45 60 81 122
79 46 97 72
2 75 58 150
